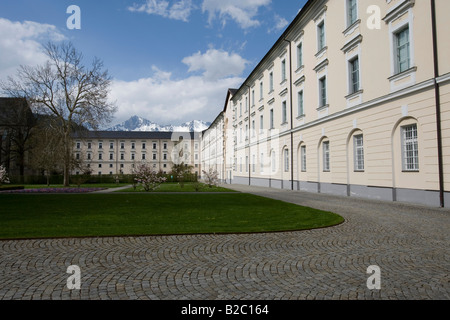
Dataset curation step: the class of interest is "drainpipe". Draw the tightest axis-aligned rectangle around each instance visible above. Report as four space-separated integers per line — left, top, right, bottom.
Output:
284 39 294 190
431 0 444 207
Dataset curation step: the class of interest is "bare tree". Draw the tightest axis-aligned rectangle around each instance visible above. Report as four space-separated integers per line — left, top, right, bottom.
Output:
1 41 116 186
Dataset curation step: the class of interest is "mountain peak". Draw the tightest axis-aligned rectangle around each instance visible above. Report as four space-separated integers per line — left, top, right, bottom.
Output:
108 116 210 132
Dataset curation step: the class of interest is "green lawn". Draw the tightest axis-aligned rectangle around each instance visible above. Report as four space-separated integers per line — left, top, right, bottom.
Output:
0 193 344 239
121 182 237 193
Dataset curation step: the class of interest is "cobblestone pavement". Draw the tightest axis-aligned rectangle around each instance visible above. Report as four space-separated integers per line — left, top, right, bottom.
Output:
0 185 449 300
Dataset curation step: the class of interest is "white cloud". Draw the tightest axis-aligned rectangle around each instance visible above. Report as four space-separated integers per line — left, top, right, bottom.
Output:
0 18 66 81
202 0 271 29
128 0 195 22
268 14 288 34
182 48 249 80
109 49 248 125
110 74 243 126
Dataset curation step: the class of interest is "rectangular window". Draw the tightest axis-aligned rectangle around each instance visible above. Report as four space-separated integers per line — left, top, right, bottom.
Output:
298 91 304 116
153 143 157 150
87 153 91 160
252 120 255 137
76 153 80 160
164 143 168 149
271 152 276 173
269 72 274 92
142 154 146 160
164 153 168 160
87 142 92 149
260 82 264 100
121 142 125 149
142 143 146 149
301 146 307 172
252 90 255 106
281 59 286 82
297 43 303 68
240 157 242 172
245 156 249 173
319 77 327 107
350 57 360 94
153 153 157 160
318 21 326 51
98 142 103 149
109 153 114 160
121 153 125 160
270 109 274 129
323 141 330 172
131 153 135 160
252 155 256 173
282 101 287 124
98 154 103 161
131 143 135 149
76 142 81 149
260 115 264 133
396 27 410 73
348 0 358 26
354 134 364 171
110 142 114 149
402 124 419 171
284 149 289 172
260 153 264 173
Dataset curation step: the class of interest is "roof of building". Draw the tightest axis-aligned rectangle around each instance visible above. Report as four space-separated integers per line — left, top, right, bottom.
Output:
231 0 315 101
0 97 32 127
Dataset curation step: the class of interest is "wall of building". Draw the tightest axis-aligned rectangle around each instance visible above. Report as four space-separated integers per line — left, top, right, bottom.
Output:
221 0 450 207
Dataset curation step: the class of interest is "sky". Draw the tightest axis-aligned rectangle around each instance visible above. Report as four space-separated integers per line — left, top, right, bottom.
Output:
0 0 307 127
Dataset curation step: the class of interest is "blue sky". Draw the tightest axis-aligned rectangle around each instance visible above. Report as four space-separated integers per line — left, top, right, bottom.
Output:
0 0 307 126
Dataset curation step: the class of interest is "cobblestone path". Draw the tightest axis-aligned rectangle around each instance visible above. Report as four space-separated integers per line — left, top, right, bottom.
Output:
0 185 448 300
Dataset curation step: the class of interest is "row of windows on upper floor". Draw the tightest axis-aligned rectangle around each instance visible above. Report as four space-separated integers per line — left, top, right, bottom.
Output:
76 141 200 151
234 1 413 120
235 123 419 175
76 152 177 161
233 25 411 140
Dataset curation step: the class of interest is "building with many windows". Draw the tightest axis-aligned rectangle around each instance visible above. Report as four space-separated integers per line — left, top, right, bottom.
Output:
202 0 450 207
73 131 201 177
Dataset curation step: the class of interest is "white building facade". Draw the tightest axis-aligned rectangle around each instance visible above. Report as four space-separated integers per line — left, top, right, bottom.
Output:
201 0 450 207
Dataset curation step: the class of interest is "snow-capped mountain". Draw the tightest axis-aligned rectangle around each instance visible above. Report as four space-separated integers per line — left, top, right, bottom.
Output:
107 116 211 132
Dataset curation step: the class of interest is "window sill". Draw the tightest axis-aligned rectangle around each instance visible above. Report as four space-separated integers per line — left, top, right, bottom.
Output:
317 104 329 111
315 46 328 58
388 66 417 82
345 89 363 100
343 19 361 37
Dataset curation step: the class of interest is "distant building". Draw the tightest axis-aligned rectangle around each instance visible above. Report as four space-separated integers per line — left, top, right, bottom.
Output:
0 97 35 178
72 131 202 177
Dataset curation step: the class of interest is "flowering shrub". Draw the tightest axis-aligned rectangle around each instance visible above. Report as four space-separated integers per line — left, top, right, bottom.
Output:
0 165 10 185
133 163 167 192
202 168 219 188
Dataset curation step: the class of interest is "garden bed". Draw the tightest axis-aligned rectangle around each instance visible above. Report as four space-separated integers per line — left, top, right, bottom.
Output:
0 187 106 194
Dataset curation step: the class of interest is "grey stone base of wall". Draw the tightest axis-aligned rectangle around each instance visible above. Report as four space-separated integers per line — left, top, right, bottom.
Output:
231 177 447 208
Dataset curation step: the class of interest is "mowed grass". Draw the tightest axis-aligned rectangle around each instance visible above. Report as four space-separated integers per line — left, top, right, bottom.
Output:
0 193 344 239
